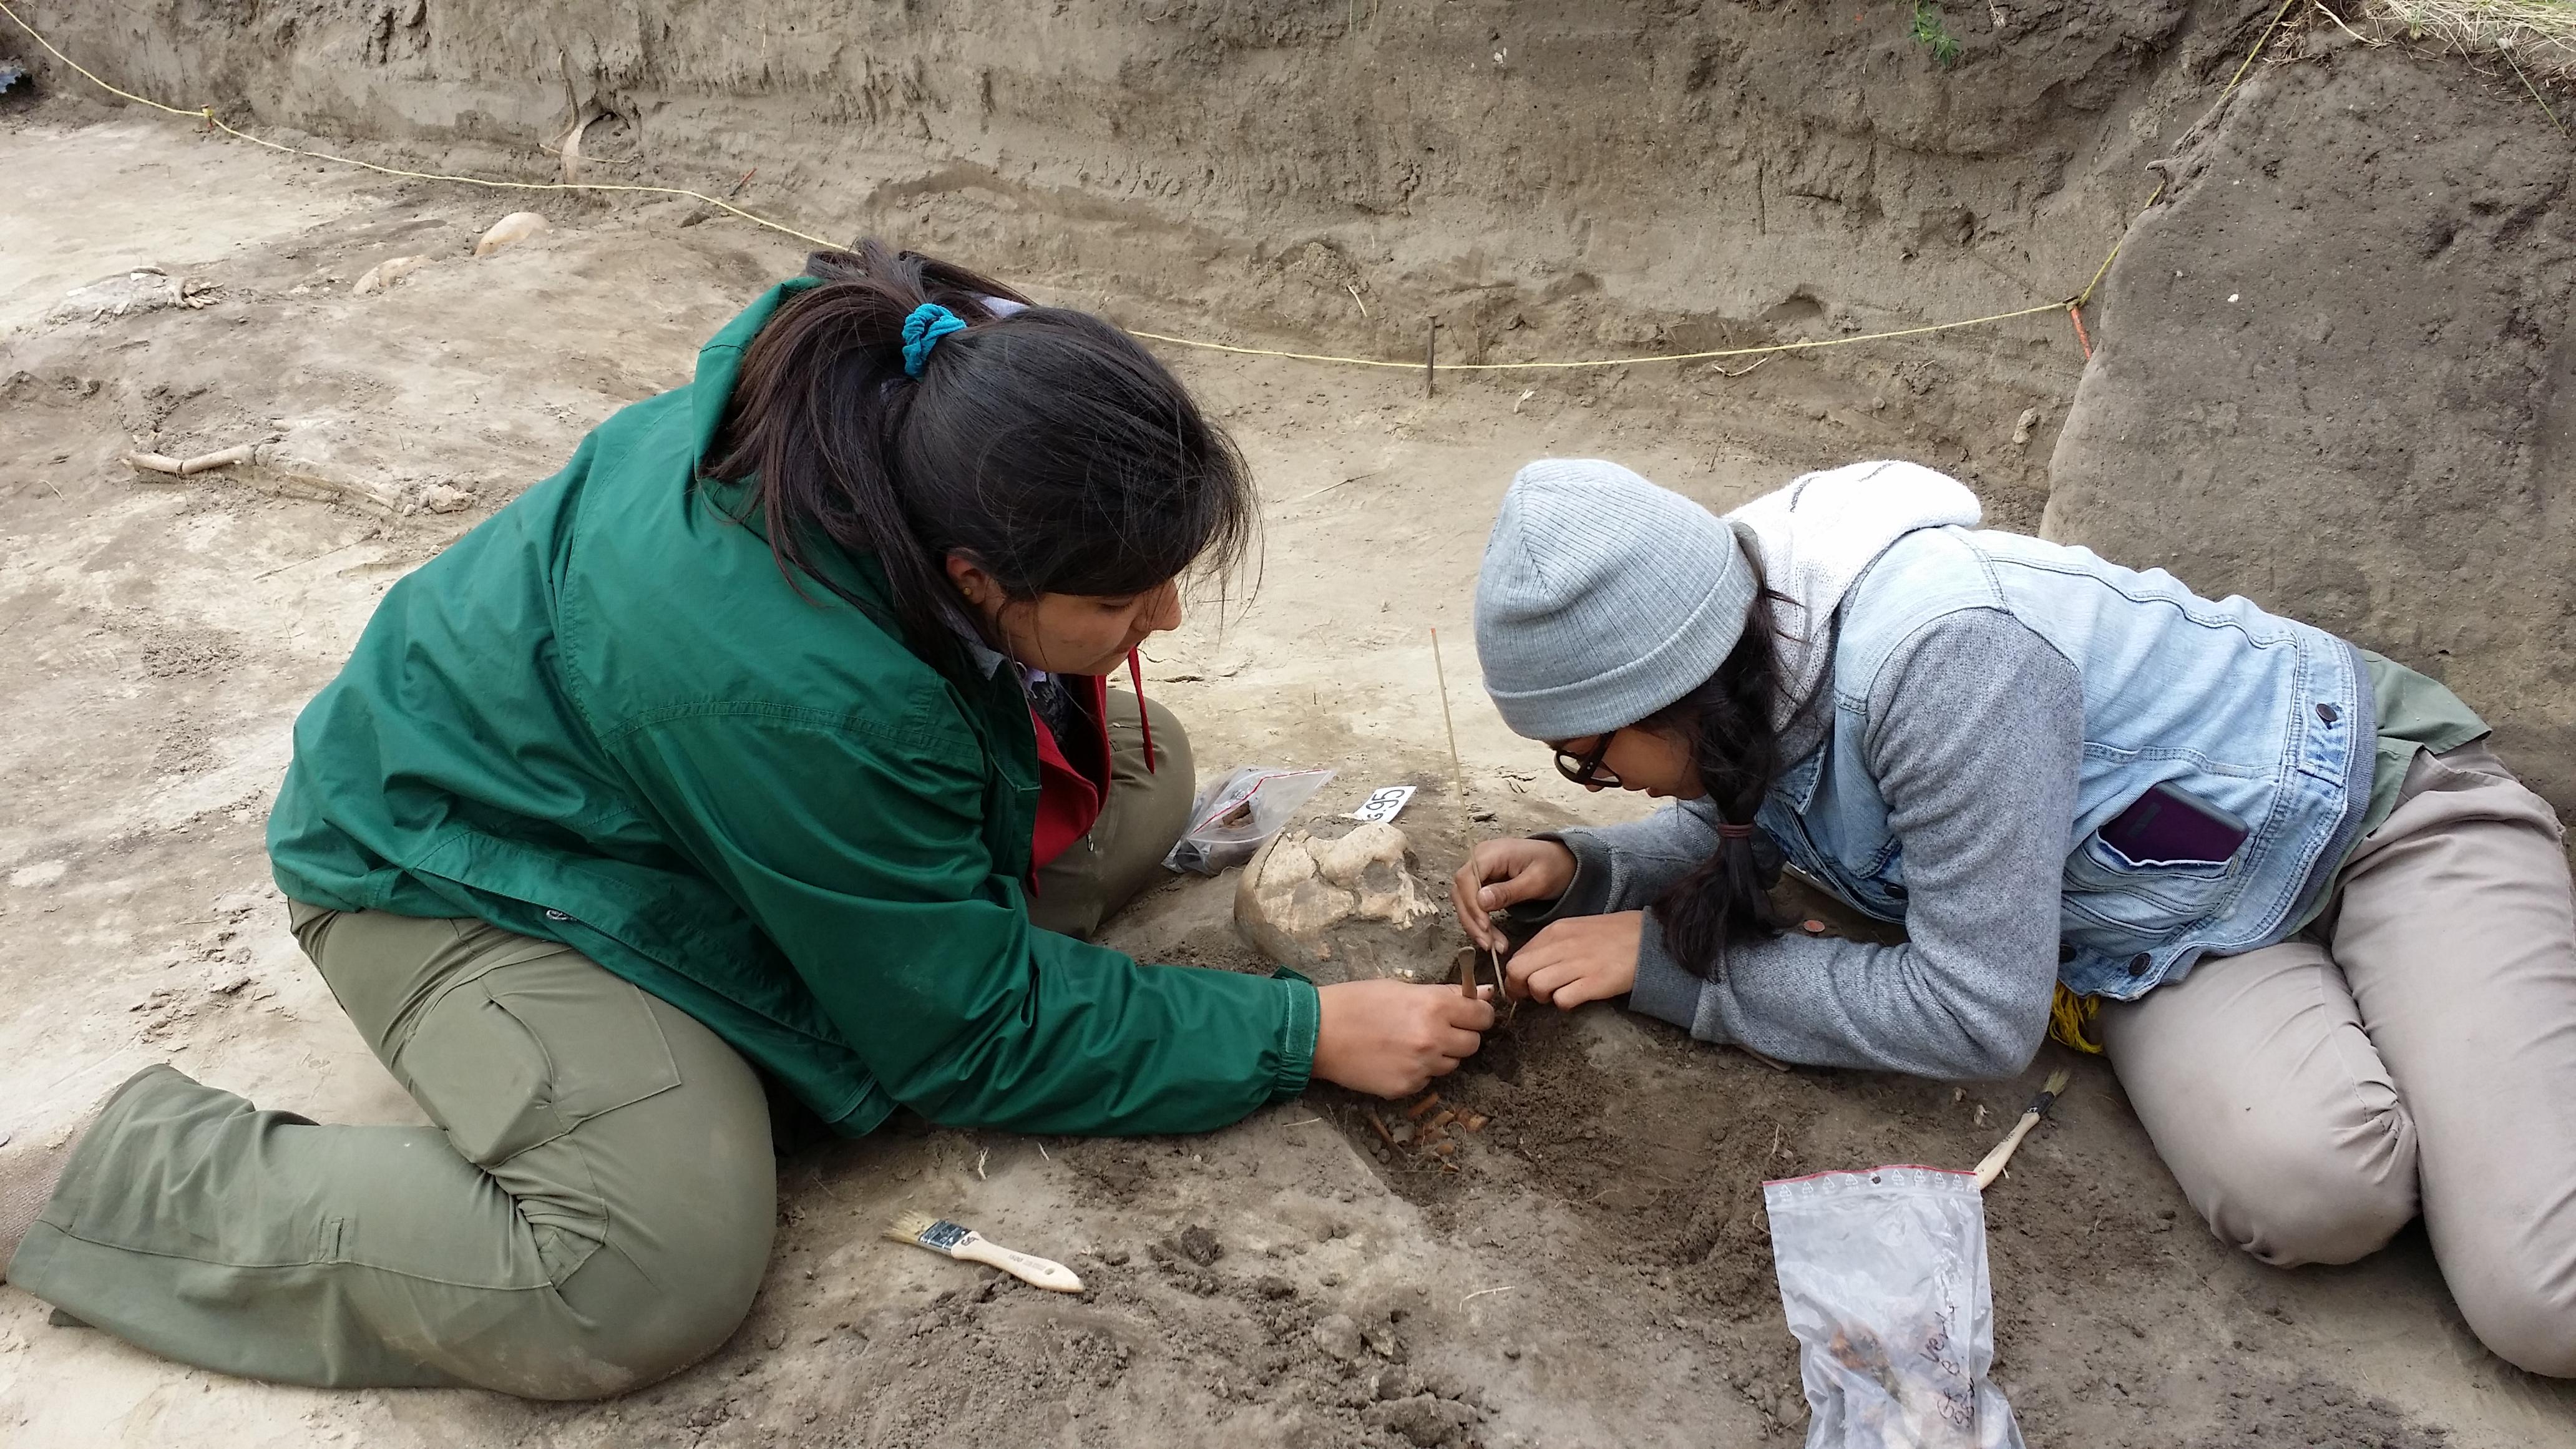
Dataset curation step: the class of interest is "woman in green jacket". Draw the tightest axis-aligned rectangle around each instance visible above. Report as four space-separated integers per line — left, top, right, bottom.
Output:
0 243 1493 1397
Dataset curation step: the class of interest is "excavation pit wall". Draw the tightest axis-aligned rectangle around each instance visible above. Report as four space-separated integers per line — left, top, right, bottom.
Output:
15 0 2565 804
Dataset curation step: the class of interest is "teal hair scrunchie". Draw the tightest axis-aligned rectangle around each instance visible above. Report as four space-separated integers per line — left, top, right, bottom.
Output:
900 302 966 377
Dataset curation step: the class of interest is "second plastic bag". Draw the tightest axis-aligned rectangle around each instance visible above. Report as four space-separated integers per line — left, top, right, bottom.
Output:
1763 1166 2024 1449
1162 766 1337 876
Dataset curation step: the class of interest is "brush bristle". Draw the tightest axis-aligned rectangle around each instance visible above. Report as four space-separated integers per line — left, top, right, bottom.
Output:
884 1211 942 1246
2042 1069 2072 1095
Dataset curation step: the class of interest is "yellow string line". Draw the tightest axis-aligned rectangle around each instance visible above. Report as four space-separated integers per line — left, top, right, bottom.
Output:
2502 47 2571 137
1135 300 2074 371
2226 0 2305 97
2072 180 2163 310
197 110 840 247
0 0 2293 376
2072 0 2295 310
0 0 835 248
0 0 172 112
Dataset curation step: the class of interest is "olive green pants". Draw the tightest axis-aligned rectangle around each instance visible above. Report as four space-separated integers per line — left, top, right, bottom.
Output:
9 693 1191 1395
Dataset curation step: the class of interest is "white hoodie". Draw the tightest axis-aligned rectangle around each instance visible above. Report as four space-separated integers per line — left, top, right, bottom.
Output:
1724 460 1984 760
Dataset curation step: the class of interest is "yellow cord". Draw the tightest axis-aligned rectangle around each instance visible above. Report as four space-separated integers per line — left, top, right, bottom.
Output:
2503 47 2571 138
0 0 2299 376
1134 300 2072 372
2073 180 2162 310
0 0 834 248
2226 0 2306 97
197 111 839 248
2049 984 2107 1055
2072 0 2297 309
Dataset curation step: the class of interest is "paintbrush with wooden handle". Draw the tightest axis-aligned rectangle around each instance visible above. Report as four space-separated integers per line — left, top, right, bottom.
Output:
885 1212 1083 1293
1973 1068 2071 1191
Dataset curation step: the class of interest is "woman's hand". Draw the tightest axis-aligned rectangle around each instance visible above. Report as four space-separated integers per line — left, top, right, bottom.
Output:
1450 837 1579 952
1505 912 1644 1009
1311 980 1496 1098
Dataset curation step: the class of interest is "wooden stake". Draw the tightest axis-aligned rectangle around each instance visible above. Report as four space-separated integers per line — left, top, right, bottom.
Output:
1424 320 1436 398
1430 627 1468 826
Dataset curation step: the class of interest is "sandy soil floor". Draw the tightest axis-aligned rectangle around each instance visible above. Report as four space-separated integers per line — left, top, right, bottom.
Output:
4 105 2574 1448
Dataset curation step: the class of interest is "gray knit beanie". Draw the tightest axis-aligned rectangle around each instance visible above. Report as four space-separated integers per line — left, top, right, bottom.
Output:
1474 459 1758 740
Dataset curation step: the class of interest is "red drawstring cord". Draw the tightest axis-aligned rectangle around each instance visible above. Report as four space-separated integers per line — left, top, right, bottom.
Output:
1126 649 1156 773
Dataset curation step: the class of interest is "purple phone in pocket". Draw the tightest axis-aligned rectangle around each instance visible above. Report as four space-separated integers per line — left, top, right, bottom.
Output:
2099 783 2250 866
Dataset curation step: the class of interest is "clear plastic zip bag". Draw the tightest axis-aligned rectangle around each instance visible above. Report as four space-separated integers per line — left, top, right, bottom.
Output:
1162 766 1337 876
1763 1166 2025 1449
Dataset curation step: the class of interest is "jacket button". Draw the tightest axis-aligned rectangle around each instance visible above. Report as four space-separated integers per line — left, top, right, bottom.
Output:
2126 953 2151 977
2316 703 2340 725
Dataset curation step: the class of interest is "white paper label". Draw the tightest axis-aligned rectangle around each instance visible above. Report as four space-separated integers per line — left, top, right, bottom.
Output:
1347 785 1416 824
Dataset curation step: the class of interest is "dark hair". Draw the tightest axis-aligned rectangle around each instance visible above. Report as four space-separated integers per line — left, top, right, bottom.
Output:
1646 588 1793 979
703 239 1256 671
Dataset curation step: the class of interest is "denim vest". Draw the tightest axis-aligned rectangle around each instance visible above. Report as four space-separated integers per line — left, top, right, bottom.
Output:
1756 526 2373 1000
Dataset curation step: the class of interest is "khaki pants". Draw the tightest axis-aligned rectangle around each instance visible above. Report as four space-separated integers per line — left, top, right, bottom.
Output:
9 693 1192 1395
2102 741 2576 1377
1030 692 1195 939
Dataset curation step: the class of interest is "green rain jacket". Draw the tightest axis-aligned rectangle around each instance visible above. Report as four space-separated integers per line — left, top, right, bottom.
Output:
266 280 1319 1136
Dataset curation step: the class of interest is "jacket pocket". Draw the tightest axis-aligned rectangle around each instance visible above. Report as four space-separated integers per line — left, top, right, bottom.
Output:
2059 833 2237 934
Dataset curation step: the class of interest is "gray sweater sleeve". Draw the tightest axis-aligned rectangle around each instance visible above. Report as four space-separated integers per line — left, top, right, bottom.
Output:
1531 608 2082 1080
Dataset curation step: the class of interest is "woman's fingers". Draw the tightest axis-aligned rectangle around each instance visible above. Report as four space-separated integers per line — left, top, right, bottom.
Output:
1317 979 1490 1097
1523 962 1580 1007
1392 984 1488 1070
1450 840 1578 952
1505 922 1570 990
1475 855 1558 911
1510 921 1629 1010
1549 970 1624 1010
1441 988 1498 1030
1429 988 1494 1060
1450 854 1509 950
1511 964 1569 1006
1452 846 1535 947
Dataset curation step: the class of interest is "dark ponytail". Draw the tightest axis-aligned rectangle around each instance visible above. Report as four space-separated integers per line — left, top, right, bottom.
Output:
1647 587 1792 979
702 238 1256 672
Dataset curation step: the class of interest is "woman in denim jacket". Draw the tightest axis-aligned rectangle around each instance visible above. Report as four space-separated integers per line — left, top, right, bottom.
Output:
1453 457 2574 1377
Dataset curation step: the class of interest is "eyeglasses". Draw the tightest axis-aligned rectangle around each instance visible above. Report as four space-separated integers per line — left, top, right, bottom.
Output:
1553 728 1621 788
